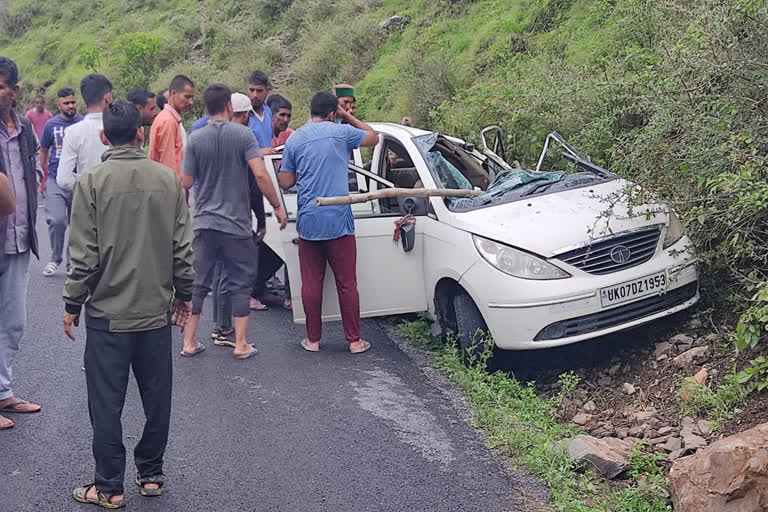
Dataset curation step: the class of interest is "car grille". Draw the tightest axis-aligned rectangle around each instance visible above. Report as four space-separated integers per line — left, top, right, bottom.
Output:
534 282 698 341
555 227 662 275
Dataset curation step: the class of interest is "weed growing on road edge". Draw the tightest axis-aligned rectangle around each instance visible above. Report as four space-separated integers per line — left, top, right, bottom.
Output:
399 319 671 512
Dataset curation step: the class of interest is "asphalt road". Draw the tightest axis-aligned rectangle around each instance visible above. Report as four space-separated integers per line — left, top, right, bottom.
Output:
0 213 549 512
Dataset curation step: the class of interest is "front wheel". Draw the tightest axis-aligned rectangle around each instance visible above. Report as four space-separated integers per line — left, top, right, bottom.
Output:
453 291 492 367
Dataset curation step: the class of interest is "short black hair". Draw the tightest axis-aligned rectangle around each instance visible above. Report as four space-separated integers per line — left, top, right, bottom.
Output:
57 87 75 98
169 75 194 92
126 87 155 107
103 99 141 146
80 74 113 107
248 70 269 87
310 91 338 118
34 94 45 101
156 88 168 110
203 84 232 115
0 57 19 87
266 94 292 112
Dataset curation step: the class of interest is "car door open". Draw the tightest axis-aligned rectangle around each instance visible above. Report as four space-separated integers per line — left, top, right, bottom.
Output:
263 155 429 325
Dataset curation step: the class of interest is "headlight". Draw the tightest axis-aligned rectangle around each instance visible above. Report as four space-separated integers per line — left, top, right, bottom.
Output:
663 207 684 249
473 235 570 280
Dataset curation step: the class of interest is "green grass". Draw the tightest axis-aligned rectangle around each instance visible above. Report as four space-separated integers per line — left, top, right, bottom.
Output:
399 319 671 512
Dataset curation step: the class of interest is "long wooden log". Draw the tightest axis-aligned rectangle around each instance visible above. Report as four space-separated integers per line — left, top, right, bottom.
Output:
316 187 483 206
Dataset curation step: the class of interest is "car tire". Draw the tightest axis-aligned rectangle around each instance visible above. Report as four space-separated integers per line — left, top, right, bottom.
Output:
453 291 491 367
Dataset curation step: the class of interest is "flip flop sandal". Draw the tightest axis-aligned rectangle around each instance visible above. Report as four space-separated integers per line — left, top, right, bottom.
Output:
212 329 236 347
234 344 258 360
350 341 372 354
72 484 125 509
300 339 320 352
250 300 269 311
179 342 205 357
42 262 58 277
135 473 164 497
0 414 14 430
0 397 41 413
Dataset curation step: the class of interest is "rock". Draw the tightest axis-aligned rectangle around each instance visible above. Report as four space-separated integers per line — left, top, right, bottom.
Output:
597 375 613 386
572 413 594 426
669 423 768 512
378 15 411 31
683 433 707 451
670 334 694 346
698 419 712 436
623 383 636 395
653 341 674 358
568 435 633 479
643 428 659 440
628 424 649 438
603 408 615 417
592 422 616 438
673 346 709 369
662 437 683 452
649 434 674 445
616 427 629 439
677 342 694 354
630 408 658 422
608 363 621 376
680 368 708 400
658 426 676 435
668 448 687 460
583 400 596 412
656 353 669 362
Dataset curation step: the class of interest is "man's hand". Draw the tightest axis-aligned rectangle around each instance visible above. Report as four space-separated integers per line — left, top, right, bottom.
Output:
261 147 278 156
39 178 47 195
336 106 351 121
63 312 80 341
274 205 288 230
171 298 193 329
255 226 267 243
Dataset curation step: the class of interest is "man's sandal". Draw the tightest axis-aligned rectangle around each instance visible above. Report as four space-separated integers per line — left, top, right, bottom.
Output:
72 484 125 509
0 414 14 430
42 262 58 277
0 397 41 413
135 473 164 497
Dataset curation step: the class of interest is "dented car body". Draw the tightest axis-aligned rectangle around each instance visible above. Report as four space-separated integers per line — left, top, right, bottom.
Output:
261 123 699 351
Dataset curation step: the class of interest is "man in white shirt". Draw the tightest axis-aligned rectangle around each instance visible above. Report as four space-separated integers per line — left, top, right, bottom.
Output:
56 74 113 191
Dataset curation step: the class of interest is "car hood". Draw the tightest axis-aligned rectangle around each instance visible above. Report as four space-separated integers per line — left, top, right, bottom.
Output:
447 179 668 258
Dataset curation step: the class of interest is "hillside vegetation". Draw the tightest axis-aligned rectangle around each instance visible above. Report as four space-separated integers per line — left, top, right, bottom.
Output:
2 0 768 380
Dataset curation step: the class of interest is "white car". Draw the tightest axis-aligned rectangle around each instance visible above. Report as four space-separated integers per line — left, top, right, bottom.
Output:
261 123 699 355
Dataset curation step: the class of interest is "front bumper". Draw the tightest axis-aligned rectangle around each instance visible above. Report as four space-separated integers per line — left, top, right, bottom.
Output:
459 237 699 350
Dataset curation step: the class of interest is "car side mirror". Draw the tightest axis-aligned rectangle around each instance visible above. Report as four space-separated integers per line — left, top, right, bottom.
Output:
399 222 416 253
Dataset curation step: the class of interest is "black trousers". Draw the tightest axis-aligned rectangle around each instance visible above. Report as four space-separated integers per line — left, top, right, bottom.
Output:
84 317 172 494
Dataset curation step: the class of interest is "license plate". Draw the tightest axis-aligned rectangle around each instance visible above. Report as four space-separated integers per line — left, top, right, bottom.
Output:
600 272 667 308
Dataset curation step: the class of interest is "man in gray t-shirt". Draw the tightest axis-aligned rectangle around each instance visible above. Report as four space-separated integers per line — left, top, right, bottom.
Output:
180 84 287 361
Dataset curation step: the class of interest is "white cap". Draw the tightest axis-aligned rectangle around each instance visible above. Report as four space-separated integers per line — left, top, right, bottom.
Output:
231 92 254 113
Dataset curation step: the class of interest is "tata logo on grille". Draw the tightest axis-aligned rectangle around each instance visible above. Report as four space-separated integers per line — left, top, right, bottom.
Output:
610 245 632 264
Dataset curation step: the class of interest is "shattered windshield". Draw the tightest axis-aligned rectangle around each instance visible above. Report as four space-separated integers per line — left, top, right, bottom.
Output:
412 132 612 212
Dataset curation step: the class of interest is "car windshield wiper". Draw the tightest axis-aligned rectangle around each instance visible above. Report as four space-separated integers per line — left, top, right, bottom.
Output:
520 175 565 197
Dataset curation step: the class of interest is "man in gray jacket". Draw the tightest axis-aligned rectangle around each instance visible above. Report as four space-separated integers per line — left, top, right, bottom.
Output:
62 99 195 507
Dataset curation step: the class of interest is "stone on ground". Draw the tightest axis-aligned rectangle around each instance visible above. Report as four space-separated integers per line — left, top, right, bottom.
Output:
567 435 633 479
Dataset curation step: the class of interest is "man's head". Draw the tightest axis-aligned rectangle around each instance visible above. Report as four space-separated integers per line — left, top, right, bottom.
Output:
168 75 195 114
203 83 233 119
310 91 338 122
333 84 355 115
33 94 46 112
268 95 292 135
247 71 270 111
230 92 253 126
80 74 113 111
100 99 143 148
156 88 168 110
56 88 78 119
126 87 157 126
0 57 20 115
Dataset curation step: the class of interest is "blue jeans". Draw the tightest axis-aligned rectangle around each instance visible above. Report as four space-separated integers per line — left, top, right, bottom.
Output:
0 251 30 400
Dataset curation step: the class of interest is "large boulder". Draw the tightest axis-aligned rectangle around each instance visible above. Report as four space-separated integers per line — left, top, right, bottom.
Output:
668 422 768 511
568 435 633 479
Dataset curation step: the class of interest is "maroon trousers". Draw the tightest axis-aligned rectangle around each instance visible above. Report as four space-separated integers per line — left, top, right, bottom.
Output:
298 235 360 343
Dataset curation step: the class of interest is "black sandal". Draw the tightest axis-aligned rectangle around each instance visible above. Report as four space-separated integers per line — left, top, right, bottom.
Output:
135 473 164 497
72 483 125 509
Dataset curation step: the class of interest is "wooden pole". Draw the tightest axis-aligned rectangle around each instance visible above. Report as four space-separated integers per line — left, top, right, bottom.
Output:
316 188 483 206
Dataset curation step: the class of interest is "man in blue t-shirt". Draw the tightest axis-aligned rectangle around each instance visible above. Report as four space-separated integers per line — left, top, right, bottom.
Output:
39 87 83 276
278 91 378 354
246 70 273 149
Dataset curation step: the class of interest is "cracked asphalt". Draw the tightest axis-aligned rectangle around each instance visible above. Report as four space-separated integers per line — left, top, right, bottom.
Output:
0 214 550 512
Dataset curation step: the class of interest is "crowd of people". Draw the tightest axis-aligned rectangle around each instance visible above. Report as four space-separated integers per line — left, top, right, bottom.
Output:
0 53 378 508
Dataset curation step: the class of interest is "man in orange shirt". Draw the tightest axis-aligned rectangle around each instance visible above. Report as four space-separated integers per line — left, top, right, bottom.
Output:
148 75 194 175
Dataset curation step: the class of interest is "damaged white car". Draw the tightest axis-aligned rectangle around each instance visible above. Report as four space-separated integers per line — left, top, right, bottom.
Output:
261 123 699 355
